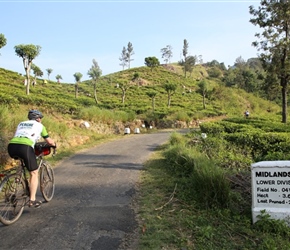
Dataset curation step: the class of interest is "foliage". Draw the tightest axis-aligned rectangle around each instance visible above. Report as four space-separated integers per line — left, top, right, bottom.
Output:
160 45 173 64
250 1 290 123
119 46 127 70
126 42 134 69
31 64 43 85
76 106 135 123
14 44 41 95
139 117 290 249
46 68 53 80
139 156 290 249
87 59 102 104
144 56 160 71
0 33 7 51
0 61 283 128
163 81 177 107
55 74 62 82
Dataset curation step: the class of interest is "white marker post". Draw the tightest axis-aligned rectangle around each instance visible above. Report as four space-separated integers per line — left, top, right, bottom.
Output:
251 161 290 224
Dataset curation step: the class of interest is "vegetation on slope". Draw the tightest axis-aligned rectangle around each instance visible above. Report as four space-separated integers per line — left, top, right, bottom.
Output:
0 61 283 168
138 118 290 249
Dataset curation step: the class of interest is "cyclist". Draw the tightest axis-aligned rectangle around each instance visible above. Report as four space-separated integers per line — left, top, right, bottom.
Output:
7 110 56 208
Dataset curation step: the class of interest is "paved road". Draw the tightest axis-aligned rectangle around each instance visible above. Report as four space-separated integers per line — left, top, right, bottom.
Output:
0 130 178 250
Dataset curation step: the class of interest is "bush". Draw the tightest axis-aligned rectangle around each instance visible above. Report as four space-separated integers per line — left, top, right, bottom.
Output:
163 133 231 208
200 122 224 134
188 155 231 209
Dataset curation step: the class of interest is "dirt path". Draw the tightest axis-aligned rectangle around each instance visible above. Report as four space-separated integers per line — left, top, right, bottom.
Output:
0 130 180 250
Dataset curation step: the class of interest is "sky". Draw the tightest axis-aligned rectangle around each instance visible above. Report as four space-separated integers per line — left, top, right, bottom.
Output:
0 0 261 83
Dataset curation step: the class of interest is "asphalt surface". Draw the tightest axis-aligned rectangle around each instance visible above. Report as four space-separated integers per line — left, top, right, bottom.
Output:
0 130 179 250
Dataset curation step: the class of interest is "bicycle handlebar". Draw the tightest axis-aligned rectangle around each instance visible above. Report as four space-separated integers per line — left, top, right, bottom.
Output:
34 142 57 157
52 143 57 156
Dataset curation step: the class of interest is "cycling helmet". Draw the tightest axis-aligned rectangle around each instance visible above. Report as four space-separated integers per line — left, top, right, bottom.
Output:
28 110 44 120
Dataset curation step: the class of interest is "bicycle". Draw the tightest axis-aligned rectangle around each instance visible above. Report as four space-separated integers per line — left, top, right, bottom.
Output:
0 142 56 226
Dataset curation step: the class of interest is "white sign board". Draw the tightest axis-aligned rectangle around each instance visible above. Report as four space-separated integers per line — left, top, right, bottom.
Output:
251 161 290 224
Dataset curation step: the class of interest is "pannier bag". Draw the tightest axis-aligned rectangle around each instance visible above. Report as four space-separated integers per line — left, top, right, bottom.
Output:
34 142 51 156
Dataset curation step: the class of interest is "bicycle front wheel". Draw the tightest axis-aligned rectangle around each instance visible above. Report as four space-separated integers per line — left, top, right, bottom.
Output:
39 162 55 202
0 174 27 226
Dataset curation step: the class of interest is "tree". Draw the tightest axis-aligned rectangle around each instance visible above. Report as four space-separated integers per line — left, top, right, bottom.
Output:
182 39 189 77
73 72 83 98
31 64 43 86
0 33 7 55
144 56 160 71
234 56 246 68
163 81 177 107
126 42 134 69
178 39 193 77
146 90 158 112
119 46 127 70
249 0 290 123
14 44 41 95
46 68 53 80
160 45 173 64
184 56 196 76
87 59 102 104
55 74 62 83
132 72 140 86
197 79 208 109
117 80 130 104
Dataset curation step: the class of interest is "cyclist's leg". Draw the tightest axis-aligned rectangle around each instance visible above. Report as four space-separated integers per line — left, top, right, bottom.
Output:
27 165 42 208
8 143 41 207
29 169 38 201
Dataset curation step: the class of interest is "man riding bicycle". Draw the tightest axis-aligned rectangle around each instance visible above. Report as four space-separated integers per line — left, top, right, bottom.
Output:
7 110 56 208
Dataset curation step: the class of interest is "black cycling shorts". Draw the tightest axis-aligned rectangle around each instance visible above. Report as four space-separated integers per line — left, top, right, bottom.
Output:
7 143 38 171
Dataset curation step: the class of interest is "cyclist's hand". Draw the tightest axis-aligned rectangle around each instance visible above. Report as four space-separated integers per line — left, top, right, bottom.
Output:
52 143 57 156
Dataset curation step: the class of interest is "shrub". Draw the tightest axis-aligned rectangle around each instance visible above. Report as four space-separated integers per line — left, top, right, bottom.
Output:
188 155 231 209
200 122 224 134
163 134 231 208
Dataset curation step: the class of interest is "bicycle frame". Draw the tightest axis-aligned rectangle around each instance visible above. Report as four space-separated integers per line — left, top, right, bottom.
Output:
0 144 56 225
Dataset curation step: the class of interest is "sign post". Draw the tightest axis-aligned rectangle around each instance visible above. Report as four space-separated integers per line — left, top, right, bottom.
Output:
251 161 290 224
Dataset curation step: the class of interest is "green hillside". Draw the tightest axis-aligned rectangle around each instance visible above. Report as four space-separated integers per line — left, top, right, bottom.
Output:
0 63 283 168
0 64 281 124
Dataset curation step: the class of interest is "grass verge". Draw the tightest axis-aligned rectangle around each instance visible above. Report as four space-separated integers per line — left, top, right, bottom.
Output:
137 146 290 250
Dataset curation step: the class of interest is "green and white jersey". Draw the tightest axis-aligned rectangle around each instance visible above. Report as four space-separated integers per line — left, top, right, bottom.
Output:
10 120 49 147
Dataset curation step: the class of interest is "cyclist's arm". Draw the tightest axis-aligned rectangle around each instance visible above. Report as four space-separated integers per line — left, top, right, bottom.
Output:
41 126 56 147
45 137 56 147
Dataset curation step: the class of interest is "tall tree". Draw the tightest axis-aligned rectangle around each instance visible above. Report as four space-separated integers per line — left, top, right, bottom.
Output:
160 45 173 64
146 90 158 112
0 33 7 55
144 56 160 71
119 46 127 70
73 72 83 98
163 81 177 107
55 74 62 83
14 44 41 95
126 42 134 69
197 79 208 109
178 39 191 77
184 56 196 76
117 80 130 104
87 59 102 104
46 68 53 80
31 63 43 86
249 0 290 123
182 39 189 59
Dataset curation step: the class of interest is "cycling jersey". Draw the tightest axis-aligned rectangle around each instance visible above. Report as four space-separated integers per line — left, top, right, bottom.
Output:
9 120 49 147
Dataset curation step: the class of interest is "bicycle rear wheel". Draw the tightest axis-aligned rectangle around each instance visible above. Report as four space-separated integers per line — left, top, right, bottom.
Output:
0 174 27 225
39 162 55 202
